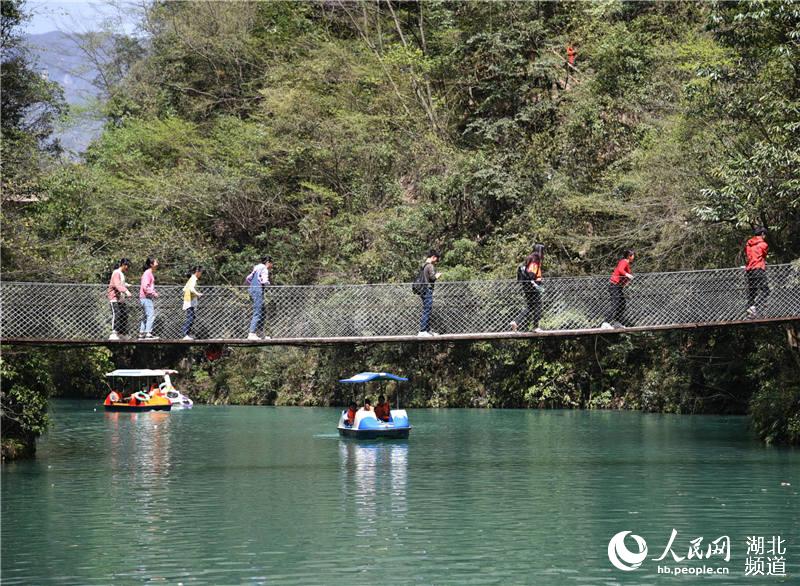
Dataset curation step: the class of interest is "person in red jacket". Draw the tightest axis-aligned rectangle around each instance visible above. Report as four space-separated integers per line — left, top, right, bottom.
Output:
344 401 358 427
745 227 769 317
603 250 635 328
567 45 576 67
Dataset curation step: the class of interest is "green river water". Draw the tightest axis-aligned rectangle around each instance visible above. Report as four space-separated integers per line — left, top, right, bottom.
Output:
2 401 799 585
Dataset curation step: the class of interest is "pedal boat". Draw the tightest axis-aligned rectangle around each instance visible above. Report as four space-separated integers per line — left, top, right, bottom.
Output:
104 369 178 412
337 372 411 439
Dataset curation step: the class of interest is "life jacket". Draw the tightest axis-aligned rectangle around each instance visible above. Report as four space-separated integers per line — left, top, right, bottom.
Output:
346 408 357 425
745 236 768 271
375 402 391 421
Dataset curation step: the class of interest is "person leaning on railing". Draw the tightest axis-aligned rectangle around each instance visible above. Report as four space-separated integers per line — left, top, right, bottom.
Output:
603 250 635 329
107 257 132 340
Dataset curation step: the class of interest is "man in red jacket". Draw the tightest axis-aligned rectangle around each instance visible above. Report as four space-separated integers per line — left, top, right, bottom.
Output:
603 250 635 328
745 227 769 317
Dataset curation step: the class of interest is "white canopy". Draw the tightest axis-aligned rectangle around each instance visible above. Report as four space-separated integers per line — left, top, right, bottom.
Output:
105 369 178 378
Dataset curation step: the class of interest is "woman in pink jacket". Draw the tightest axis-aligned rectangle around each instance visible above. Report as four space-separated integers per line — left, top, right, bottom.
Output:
107 258 132 340
139 257 159 339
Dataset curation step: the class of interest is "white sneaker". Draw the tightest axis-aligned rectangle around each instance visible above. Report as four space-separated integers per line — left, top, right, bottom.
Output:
144 334 159 340
430 331 440 336
509 321 518 332
262 335 271 340
108 332 120 340
747 305 757 317
534 327 543 333
247 333 260 340
600 322 614 330
182 335 194 340
417 331 432 337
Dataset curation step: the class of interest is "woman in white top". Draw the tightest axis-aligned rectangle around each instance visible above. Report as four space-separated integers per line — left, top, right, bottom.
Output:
247 255 273 340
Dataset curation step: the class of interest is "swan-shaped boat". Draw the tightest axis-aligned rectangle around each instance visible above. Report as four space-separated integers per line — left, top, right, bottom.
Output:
104 369 192 412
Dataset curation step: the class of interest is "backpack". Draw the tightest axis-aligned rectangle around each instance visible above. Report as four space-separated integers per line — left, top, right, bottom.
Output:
411 264 427 295
516 263 529 281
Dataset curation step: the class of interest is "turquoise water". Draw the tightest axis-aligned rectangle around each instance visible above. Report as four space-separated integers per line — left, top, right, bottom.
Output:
2 401 799 585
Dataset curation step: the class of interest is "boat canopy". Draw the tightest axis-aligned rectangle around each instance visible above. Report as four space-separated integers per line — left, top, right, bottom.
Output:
339 372 408 383
106 369 178 378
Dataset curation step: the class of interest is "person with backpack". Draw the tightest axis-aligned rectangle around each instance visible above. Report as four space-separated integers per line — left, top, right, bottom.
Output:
181 266 203 340
602 250 634 329
415 249 441 336
107 258 132 340
247 255 273 340
745 227 769 317
509 250 544 332
138 257 159 340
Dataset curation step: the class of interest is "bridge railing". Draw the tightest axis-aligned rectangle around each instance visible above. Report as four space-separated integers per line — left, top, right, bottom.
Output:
1 264 798 342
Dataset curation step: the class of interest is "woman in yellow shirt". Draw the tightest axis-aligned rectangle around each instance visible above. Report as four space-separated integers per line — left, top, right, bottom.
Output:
182 266 203 340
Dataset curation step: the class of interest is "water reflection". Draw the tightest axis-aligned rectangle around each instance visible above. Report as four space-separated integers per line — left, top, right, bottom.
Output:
103 410 174 549
339 441 408 537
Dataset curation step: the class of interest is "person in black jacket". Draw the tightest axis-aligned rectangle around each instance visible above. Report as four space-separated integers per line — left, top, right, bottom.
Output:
510 251 544 332
417 249 441 336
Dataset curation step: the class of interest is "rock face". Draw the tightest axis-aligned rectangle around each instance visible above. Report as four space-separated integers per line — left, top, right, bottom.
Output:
25 30 103 154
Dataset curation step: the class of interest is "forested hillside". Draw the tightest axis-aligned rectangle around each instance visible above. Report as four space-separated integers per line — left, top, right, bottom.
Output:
2 1 799 456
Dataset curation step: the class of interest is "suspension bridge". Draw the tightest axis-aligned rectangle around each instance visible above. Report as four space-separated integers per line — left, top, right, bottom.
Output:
1 264 798 346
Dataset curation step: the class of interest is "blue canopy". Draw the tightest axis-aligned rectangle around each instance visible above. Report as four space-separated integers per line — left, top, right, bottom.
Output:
339 372 408 383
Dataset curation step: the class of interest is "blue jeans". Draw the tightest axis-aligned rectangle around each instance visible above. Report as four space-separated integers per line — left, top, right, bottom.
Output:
249 286 264 333
419 289 433 332
182 306 195 336
139 298 155 334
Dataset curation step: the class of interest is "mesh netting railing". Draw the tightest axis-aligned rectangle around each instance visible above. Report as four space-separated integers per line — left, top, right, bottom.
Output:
1 264 798 342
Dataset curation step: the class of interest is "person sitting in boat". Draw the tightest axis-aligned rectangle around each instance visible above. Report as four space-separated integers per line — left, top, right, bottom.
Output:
104 390 121 405
344 402 358 427
358 398 373 414
374 395 391 422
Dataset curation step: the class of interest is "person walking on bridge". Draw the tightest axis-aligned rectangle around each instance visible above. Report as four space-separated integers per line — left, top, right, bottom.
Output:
416 249 441 336
182 266 203 340
107 258 132 340
603 250 634 329
138 257 159 340
247 255 273 340
745 227 770 317
510 247 544 332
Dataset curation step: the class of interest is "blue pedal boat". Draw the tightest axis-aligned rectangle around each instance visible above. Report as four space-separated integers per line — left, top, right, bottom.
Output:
337 372 411 439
